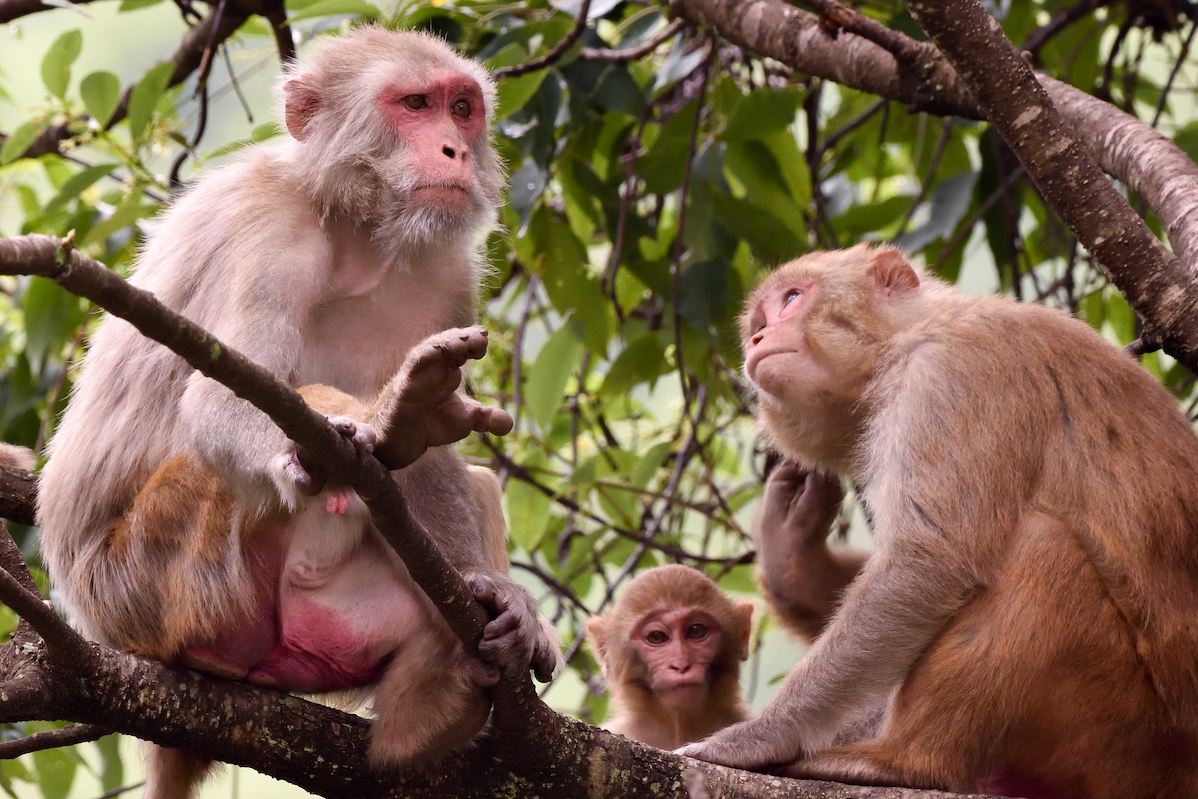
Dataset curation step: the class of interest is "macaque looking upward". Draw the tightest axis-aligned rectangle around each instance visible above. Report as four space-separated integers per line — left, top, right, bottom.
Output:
681 245 1198 799
587 565 753 750
37 28 558 799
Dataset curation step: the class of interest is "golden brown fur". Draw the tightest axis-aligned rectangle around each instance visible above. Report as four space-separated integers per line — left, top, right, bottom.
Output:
680 245 1198 799
587 565 753 750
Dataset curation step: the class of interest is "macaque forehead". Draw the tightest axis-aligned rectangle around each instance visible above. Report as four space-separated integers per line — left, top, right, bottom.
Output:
374 69 488 140
630 606 721 635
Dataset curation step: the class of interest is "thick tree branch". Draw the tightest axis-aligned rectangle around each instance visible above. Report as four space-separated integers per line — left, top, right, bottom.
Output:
903 0 1198 367
671 0 1198 370
0 465 37 527
0 0 98 23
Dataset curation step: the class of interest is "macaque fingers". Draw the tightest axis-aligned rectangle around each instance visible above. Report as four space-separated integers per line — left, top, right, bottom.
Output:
678 716 801 771
467 570 562 679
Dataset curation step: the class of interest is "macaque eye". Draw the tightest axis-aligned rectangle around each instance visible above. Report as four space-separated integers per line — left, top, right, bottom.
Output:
685 623 708 640
645 630 668 646
782 288 803 306
402 95 428 110
451 98 471 118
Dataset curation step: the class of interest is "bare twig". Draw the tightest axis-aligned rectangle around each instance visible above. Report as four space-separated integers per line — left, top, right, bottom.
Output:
494 0 595 78
0 546 95 668
1023 0 1113 57
0 724 107 758
580 18 685 62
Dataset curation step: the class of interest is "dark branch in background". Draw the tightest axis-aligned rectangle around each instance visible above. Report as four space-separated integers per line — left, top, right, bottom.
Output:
0 724 107 758
493 0 594 78
670 0 1198 372
580 18 685 62
1023 0 1114 58
0 0 99 24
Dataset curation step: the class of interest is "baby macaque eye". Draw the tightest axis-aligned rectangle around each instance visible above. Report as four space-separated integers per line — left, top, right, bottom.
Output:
402 95 428 110
645 630 668 646
782 287 803 306
686 623 708 640
451 98 471 118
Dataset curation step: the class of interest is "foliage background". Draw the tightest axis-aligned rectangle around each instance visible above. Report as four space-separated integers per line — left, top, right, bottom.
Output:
2 0 1197 795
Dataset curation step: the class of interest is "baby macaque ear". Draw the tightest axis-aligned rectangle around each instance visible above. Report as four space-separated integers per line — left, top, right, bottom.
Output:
868 247 920 299
283 74 320 142
585 615 609 675
735 599 754 661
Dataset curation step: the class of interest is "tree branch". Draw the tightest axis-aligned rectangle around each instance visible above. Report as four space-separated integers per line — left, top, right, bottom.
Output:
494 0 594 78
0 465 37 527
0 724 107 758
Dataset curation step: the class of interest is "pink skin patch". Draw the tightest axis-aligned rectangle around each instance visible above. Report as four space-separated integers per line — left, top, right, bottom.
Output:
325 490 351 516
378 72 486 203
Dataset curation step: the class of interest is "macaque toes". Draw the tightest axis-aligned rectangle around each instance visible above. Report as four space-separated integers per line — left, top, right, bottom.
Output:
37 28 558 799
680 244 1198 799
586 565 753 750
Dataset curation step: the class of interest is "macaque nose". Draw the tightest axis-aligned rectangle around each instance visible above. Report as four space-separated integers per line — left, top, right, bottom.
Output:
442 145 457 158
751 331 765 346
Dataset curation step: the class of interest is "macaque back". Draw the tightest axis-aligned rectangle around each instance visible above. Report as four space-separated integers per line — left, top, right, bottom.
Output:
682 244 1198 799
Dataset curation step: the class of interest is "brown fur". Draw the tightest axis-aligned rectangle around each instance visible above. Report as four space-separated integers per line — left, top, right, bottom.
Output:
680 245 1198 799
587 565 753 750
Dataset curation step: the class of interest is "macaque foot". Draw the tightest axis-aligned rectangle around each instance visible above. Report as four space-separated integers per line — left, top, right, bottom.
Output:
373 326 514 470
466 570 562 682
677 717 802 771
327 414 378 456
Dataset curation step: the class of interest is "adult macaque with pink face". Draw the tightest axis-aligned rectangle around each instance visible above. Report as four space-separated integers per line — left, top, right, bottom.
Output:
39 28 559 799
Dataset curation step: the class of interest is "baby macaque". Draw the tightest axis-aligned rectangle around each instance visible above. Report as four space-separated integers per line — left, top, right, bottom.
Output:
0 443 34 472
37 28 558 799
755 463 864 645
586 565 753 750
681 245 1198 799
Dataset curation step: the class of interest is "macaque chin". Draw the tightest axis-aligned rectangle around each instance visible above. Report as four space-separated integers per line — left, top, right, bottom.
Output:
586 565 753 750
679 244 1198 799
37 28 560 799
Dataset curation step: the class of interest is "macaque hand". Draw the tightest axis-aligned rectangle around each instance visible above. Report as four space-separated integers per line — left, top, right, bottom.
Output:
759 462 845 551
374 326 514 470
326 414 379 457
273 442 327 506
467 570 563 683
677 715 804 772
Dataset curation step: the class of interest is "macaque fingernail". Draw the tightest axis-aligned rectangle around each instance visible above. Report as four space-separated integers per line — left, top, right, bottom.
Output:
459 335 469 341
480 329 488 337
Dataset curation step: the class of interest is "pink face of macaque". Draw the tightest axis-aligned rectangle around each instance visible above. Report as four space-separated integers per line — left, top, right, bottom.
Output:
631 607 726 707
378 71 486 208
741 275 832 405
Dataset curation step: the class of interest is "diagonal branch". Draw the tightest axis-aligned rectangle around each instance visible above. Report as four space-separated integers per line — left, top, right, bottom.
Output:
494 0 594 78
0 724 107 758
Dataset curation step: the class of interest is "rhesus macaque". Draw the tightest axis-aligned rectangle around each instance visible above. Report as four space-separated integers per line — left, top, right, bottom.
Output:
37 28 558 799
755 463 864 645
681 244 1198 799
586 565 753 750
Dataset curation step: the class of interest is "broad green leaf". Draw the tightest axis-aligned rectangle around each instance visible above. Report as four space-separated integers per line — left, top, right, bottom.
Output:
496 71 547 121
127 62 176 142
287 0 381 22
119 0 165 11
598 334 667 397
525 324 583 431
95 734 123 792
717 564 757 594
630 441 673 490
0 119 45 165
31 747 76 799
80 71 121 126
506 468 552 551
44 163 118 215
40 29 82 100
24 277 81 374
720 87 801 142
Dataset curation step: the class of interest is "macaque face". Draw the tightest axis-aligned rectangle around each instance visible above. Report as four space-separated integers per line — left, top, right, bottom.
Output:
630 607 726 707
377 71 487 210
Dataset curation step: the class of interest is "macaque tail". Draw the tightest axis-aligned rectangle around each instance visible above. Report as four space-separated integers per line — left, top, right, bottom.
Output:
143 745 213 799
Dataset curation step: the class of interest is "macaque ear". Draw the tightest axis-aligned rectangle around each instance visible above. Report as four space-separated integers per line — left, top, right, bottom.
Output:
585 615 609 673
869 248 920 299
283 74 320 142
734 600 754 661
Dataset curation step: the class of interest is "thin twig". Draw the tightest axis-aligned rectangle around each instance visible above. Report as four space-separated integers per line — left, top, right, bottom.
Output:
0 724 107 759
494 0 594 78
0 549 96 668
1023 0 1112 57
1152 20 1198 128
934 164 1025 273
580 18 685 62
893 116 953 237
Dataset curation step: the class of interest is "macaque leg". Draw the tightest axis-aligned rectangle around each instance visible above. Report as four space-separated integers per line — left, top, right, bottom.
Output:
370 622 495 765
789 512 1187 799
142 746 212 799
756 463 868 643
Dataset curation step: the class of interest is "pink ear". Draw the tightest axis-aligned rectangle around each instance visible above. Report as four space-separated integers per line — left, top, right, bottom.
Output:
869 248 919 297
283 75 320 142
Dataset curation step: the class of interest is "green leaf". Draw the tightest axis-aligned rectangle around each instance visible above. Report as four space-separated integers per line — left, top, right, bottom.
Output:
44 163 118 215
118 0 165 11
0 118 45 165
79 71 121 127
506 468 552 551
525 324 583 431
95 735 123 792
127 62 176 142
720 87 801 142
630 441 672 490
40 29 82 100
598 334 667 397
286 0 382 22
31 747 76 799
24 277 81 374
495 70 546 121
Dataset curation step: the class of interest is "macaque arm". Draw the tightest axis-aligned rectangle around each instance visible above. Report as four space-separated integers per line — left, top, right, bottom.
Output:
178 241 327 511
756 464 868 643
